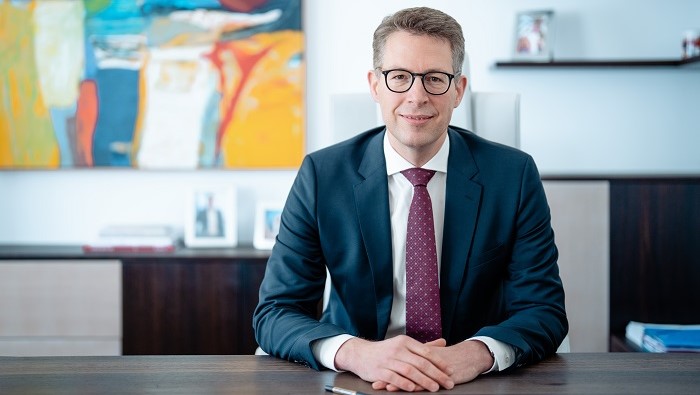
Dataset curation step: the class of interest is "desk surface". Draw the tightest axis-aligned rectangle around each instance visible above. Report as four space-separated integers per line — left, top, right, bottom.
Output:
1 353 698 394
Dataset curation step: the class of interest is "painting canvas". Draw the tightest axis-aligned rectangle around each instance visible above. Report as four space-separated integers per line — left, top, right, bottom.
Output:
0 0 304 169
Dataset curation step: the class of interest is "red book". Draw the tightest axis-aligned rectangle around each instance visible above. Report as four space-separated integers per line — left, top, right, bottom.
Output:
82 244 176 253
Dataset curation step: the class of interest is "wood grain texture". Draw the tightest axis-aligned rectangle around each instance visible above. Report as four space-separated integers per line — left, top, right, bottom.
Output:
122 257 267 355
609 179 700 336
1 354 699 394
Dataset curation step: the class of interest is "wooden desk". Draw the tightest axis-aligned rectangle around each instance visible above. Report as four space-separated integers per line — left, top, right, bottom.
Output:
1 353 698 394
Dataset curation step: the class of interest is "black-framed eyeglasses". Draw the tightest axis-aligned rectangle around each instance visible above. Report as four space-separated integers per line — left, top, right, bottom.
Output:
379 68 457 95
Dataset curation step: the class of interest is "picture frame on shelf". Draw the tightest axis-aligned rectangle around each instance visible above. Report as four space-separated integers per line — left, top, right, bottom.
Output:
513 10 555 61
184 186 237 248
253 201 284 250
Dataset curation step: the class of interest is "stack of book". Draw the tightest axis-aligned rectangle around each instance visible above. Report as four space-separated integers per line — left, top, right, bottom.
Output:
625 321 700 352
83 225 179 253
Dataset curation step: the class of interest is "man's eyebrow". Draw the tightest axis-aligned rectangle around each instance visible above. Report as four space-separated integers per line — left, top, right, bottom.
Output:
383 67 453 74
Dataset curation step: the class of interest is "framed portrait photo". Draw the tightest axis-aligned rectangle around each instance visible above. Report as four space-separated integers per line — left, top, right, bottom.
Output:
513 10 555 61
184 186 237 248
253 201 284 250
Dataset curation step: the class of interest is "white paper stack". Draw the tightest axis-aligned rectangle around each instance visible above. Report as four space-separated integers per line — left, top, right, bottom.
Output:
83 225 179 252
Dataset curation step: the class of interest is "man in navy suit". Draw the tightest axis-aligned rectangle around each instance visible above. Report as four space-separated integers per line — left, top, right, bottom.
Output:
254 6 567 393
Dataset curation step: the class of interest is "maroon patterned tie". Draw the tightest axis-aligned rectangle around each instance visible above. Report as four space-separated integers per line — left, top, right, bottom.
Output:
401 168 442 343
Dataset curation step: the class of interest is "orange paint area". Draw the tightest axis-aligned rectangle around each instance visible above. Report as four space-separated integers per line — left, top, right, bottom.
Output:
75 80 98 166
208 31 304 168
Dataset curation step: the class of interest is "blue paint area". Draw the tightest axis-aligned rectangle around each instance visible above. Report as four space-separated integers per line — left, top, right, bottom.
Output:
86 1 142 20
258 0 301 31
84 2 148 79
288 52 302 69
142 0 223 12
49 106 77 167
83 35 99 80
198 91 221 168
85 1 148 36
92 68 139 167
220 0 302 41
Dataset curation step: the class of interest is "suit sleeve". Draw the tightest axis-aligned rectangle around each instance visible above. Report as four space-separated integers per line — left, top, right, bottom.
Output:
253 155 348 370
474 156 568 368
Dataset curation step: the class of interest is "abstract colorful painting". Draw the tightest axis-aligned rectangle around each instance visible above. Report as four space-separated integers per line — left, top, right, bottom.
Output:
0 0 304 169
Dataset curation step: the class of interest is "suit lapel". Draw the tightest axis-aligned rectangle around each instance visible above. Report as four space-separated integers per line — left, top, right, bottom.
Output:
354 130 393 339
440 128 482 340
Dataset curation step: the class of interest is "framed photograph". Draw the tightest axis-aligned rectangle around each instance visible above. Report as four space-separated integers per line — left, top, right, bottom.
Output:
513 10 555 61
253 202 284 250
184 187 237 248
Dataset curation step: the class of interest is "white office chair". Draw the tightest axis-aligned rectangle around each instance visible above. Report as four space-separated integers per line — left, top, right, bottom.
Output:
330 89 520 149
557 335 571 353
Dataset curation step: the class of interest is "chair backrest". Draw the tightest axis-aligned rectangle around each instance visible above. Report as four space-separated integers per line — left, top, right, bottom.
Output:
469 91 521 148
330 92 382 143
457 52 521 148
330 82 520 148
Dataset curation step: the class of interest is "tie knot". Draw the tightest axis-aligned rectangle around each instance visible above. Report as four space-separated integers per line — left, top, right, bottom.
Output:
401 168 436 187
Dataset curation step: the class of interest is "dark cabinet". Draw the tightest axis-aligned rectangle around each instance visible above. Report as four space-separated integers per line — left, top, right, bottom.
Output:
609 179 700 350
122 255 268 355
0 246 270 355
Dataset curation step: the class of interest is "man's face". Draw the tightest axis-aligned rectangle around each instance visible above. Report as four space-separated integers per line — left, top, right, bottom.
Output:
368 31 467 165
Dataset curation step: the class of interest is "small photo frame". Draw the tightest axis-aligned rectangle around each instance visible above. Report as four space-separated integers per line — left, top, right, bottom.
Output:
253 201 284 250
184 186 237 248
513 10 555 61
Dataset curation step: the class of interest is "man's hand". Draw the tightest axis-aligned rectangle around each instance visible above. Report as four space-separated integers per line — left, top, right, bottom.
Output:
334 335 455 392
431 340 494 385
372 339 495 392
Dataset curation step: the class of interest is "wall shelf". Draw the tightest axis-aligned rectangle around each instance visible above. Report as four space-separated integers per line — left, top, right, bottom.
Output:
494 56 700 69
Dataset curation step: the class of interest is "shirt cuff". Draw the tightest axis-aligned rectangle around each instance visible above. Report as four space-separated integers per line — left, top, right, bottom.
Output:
311 334 355 371
468 336 515 373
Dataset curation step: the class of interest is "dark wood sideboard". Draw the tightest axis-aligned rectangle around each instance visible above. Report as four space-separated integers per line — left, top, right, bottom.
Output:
541 176 700 351
607 178 700 350
0 245 270 355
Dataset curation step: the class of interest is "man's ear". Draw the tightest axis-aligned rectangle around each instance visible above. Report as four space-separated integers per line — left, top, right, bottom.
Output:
368 70 380 102
453 74 468 108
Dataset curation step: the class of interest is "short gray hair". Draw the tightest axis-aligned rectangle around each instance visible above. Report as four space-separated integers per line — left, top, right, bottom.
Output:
372 7 465 74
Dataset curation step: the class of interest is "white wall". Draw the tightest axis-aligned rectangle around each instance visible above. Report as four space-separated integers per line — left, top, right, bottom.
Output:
1 0 699 245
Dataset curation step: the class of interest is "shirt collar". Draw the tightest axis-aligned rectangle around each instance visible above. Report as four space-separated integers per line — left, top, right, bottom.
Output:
383 129 450 176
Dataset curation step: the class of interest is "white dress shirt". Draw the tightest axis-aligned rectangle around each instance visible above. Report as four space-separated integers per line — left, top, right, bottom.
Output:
312 131 514 373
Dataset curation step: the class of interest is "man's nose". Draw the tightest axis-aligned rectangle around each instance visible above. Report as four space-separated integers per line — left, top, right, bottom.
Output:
405 76 429 102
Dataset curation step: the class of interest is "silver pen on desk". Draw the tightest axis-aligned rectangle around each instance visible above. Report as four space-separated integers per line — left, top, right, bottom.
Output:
324 384 369 395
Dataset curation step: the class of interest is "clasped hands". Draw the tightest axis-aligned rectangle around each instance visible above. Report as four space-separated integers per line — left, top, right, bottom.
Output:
334 335 494 392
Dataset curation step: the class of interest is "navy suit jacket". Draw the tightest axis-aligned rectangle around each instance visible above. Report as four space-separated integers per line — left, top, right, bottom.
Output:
253 126 567 370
